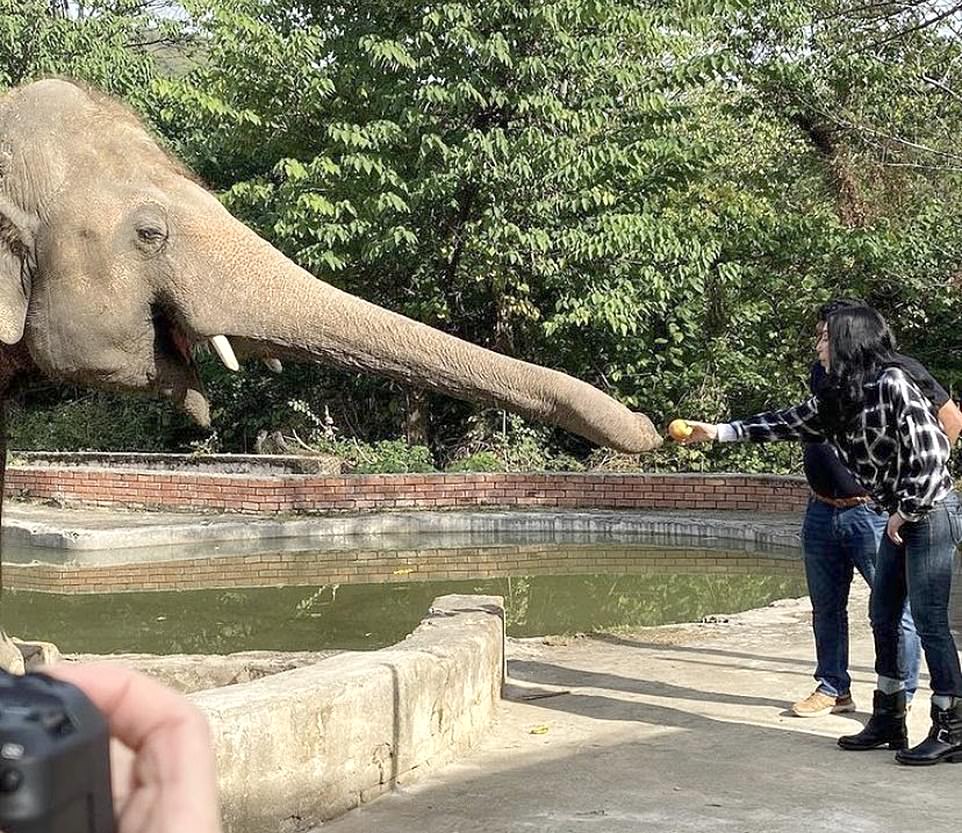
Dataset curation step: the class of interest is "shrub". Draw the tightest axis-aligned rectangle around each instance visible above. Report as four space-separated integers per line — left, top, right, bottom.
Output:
352 439 436 474
6 394 179 452
446 451 503 473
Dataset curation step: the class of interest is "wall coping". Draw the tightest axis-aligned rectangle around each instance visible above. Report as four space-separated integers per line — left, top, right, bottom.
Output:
190 593 505 832
3 506 803 564
9 453 806 482
11 450 339 475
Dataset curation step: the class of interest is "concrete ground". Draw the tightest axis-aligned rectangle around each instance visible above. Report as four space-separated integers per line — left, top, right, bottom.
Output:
4 501 959 831
322 584 960 833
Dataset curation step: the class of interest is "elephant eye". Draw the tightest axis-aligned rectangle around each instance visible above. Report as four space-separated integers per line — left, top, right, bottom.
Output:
136 225 168 248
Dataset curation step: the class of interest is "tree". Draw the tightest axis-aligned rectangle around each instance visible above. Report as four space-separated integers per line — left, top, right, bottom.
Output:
0 1 185 95
723 0 962 388
5 0 962 469
154 1 751 446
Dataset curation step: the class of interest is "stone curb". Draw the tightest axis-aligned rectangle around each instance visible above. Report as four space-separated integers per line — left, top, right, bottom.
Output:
9 450 337 474
190 593 505 833
2 509 802 561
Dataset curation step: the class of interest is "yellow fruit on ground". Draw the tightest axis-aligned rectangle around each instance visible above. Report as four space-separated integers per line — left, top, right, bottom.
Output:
668 419 693 441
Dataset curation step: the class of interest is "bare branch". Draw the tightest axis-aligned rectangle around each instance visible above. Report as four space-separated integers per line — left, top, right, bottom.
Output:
846 120 962 161
821 1 962 62
787 89 962 163
817 1 929 23
125 36 184 49
878 160 962 171
866 1 962 50
921 73 962 104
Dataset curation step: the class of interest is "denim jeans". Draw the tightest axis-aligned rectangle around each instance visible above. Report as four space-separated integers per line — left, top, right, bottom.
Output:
872 490 962 698
801 498 921 698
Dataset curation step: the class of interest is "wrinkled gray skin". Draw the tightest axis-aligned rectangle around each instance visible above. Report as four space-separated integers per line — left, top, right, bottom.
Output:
0 80 662 452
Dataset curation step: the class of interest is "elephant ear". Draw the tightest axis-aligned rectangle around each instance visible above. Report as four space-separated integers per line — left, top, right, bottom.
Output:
0 196 35 345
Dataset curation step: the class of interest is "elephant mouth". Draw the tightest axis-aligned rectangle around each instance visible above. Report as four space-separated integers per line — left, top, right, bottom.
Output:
149 304 283 426
149 303 211 425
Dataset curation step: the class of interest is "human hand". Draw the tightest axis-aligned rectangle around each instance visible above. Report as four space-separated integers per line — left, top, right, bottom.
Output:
672 420 717 445
887 513 906 546
42 663 222 833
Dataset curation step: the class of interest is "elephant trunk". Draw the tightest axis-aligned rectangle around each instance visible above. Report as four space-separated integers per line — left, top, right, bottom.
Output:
176 207 663 453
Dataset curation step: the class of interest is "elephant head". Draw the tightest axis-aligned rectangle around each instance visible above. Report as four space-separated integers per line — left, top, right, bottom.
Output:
0 80 662 452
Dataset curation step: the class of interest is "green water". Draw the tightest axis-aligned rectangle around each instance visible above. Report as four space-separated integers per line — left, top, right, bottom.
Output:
2 565 807 654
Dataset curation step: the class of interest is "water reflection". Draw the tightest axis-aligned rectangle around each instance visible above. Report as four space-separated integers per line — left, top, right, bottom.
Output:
2 542 808 653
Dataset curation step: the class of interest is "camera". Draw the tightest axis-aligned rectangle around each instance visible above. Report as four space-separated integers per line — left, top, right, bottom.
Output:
0 670 114 833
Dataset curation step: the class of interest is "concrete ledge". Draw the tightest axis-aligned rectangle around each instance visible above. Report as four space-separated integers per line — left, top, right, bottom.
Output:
64 650 344 694
3 506 802 562
191 593 505 833
10 450 338 474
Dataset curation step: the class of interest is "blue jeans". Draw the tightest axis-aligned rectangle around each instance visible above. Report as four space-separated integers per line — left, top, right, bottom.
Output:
802 498 921 698
872 490 962 697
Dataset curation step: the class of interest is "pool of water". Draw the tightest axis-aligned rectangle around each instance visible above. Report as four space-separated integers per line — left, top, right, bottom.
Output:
2 539 808 653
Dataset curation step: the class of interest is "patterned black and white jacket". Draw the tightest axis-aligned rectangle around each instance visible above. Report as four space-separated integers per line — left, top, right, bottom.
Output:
716 367 952 522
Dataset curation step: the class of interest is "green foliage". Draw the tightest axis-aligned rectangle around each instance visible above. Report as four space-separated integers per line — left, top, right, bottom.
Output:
351 439 436 474
152 0 962 434
264 399 437 472
0 1 184 98
446 451 503 473
4 1 962 478
449 413 588 472
6 392 179 451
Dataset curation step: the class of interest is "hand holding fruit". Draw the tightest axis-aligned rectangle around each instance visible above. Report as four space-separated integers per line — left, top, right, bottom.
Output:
667 419 717 444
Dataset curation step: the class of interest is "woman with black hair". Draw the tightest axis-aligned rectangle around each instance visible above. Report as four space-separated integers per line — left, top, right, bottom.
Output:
679 304 962 765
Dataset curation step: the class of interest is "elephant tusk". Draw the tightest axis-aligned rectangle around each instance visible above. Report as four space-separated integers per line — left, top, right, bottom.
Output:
263 357 283 374
210 335 240 371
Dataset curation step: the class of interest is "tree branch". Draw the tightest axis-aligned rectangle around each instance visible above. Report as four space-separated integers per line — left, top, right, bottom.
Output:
864 1 962 50
816 0 929 26
879 160 962 171
921 73 962 104
790 89 962 163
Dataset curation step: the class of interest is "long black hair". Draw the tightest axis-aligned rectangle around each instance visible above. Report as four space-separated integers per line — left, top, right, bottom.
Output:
817 305 899 436
817 298 866 323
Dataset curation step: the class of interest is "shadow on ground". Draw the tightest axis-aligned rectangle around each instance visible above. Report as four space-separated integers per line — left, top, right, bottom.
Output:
323 629 953 833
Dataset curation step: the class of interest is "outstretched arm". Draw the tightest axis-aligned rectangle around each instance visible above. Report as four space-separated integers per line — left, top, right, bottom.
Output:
676 397 826 445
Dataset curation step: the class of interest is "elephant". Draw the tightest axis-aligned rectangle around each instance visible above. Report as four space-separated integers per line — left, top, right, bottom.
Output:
0 79 663 453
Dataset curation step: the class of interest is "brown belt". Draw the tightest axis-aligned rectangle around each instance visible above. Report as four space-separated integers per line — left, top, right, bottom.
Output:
812 492 872 509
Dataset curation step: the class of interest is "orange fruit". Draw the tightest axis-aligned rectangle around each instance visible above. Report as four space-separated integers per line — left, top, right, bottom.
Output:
668 419 693 441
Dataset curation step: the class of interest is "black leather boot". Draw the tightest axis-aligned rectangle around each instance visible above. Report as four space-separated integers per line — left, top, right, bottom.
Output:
896 699 962 766
838 690 907 751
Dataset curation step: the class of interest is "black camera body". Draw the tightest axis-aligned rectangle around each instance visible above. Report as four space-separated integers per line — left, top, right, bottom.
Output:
0 670 114 833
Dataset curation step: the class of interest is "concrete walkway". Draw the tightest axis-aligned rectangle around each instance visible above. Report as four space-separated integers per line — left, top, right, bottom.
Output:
321 585 958 833
5 500 958 831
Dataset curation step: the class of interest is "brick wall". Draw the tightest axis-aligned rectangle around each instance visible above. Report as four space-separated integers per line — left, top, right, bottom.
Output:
4 467 809 515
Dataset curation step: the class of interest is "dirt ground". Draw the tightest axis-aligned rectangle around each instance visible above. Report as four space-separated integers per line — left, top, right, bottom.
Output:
321 584 962 833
